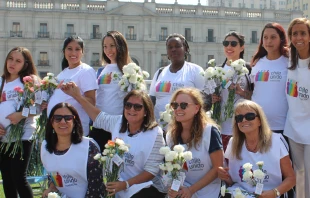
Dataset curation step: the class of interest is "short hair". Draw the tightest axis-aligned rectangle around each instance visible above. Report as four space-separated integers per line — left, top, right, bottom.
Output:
101 31 132 73
221 31 245 67
45 103 83 153
168 87 219 150
119 90 158 133
287 18 310 70
231 100 272 160
2 47 38 82
166 33 190 60
61 36 84 70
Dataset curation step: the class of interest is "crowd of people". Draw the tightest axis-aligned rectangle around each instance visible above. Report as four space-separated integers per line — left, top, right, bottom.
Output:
0 17 309 198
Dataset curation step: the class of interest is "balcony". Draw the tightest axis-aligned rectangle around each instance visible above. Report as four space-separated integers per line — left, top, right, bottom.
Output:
126 34 136 40
91 60 101 66
185 36 193 42
37 60 49 66
250 38 259 44
64 32 76 38
90 33 102 39
10 31 22 37
159 35 167 41
159 61 170 67
206 36 216 42
38 32 49 38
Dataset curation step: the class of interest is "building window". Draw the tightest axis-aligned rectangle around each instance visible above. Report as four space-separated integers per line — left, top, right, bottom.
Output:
251 4 254 8
159 54 169 67
39 72 48 79
251 31 258 43
159 27 168 41
11 22 22 37
91 25 101 39
38 23 49 38
126 26 136 40
185 28 192 42
91 53 100 66
38 52 49 66
207 29 215 42
65 24 75 38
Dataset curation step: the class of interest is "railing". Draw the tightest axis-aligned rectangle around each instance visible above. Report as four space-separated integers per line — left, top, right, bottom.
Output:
180 8 196 15
91 60 101 66
156 7 173 14
225 11 241 17
64 32 76 38
203 9 219 16
206 36 216 42
159 35 167 41
34 2 53 9
87 4 105 11
159 61 170 67
185 36 193 42
247 12 262 18
37 60 49 66
250 38 259 44
126 34 136 40
38 32 49 38
10 31 22 37
90 33 102 39
7 1 26 8
61 3 79 10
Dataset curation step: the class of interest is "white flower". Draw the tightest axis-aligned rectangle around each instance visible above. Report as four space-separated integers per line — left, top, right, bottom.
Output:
225 69 235 79
159 163 166 171
235 190 245 198
208 59 216 67
93 153 101 160
47 73 54 77
129 74 138 84
165 104 170 111
183 151 193 161
205 67 215 79
48 192 61 198
123 65 136 75
109 153 114 157
215 66 224 74
102 149 109 155
159 146 171 155
173 145 185 153
242 163 253 171
173 163 181 170
49 78 58 86
221 185 226 197
100 156 107 162
115 138 125 146
241 66 249 75
142 71 150 78
166 162 174 172
256 161 264 169
242 171 253 181
165 151 178 162
162 112 171 123
253 169 265 180
119 145 129 152
104 144 109 149
231 59 245 71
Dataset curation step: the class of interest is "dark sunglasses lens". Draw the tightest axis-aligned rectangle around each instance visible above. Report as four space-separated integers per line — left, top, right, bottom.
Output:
223 41 229 47
133 104 143 111
235 115 244 123
179 102 188 110
64 115 74 122
53 115 74 123
231 41 238 47
125 102 132 110
53 115 62 123
245 113 256 121
170 102 178 110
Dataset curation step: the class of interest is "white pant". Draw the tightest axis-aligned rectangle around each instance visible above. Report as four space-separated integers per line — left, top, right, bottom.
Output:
289 138 310 198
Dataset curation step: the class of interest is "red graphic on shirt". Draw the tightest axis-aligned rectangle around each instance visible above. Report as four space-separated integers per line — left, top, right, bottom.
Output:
1 91 6 102
56 172 63 187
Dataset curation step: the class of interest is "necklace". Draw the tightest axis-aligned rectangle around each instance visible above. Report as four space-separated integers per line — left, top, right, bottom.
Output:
245 140 258 152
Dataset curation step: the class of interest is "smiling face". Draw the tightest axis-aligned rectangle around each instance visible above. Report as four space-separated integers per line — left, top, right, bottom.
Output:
173 93 199 124
103 36 117 64
166 37 186 63
52 107 75 137
290 23 310 57
124 96 145 126
6 51 25 79
235 107 261 135
223 35 244 62
263 28 281 56
64 40 83 68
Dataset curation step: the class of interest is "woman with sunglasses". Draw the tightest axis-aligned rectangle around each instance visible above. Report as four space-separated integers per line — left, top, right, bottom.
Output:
212 31 249 151
61 82 166 198
41 102 104 198
149 33 204 122
166 87 223 198
218 100 295 198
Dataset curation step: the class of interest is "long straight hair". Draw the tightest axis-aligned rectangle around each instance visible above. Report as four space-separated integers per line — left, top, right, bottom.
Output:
221 31 245 67
61 36 84 70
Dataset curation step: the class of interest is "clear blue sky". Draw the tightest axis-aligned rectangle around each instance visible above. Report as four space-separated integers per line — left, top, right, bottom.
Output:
119 0 208 6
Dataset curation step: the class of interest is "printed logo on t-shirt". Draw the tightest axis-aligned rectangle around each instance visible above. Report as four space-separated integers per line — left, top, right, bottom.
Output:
124 152 135 166
155 81 172 92
1 91 6 102
50 172 78 187
255 71 270 82
98 72 112 85
286 79 298 97
187 157 204 171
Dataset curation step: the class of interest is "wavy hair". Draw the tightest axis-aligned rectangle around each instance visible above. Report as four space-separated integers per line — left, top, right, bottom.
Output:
168 87 219 150
231 100 272 160
287 18 310 70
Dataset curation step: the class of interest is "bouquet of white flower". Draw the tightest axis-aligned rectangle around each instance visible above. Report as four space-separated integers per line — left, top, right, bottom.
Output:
158 104 173 129
117 63 149 92
94 138 130 198
47 191 68 198
158 145 192 189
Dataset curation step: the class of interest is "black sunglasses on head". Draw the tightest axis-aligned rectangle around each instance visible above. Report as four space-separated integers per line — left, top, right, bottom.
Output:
235 112 258 123
222 40 239 47
170 102 194 110
53 115 75 123
124 102 144 111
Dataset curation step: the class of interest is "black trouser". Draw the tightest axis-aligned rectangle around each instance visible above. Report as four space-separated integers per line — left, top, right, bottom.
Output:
0 141 33 198
131 186 166 198
88 127 111 153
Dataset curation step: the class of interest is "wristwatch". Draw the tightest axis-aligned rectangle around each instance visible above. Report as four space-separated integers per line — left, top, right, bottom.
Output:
125 180 130 190
274 188 280 197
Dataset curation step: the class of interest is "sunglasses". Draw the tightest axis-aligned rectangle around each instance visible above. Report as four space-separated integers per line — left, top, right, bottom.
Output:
222 40 239 47
170 102 194 110
124 102 144 111
53 115 75 123
235 112 258 123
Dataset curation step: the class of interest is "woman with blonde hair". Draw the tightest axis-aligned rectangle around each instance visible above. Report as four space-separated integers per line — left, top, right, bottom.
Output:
218 100 295 198
166 87 223 198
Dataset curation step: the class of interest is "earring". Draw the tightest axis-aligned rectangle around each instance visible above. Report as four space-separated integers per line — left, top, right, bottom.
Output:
53 130 55 134
73 130 75 134
144 114 146 117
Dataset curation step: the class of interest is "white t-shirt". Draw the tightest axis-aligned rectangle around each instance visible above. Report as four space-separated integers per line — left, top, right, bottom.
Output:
225 133 288 198
96 63 126 115
149 62 204 120
284 57 310 144
166 124 221 198
220 64 248 135
251 56 288 130
47 63 98 136
0 78 36 142
41 137 90 198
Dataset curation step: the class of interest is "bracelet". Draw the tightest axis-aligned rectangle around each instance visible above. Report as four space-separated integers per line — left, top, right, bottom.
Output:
124 180 130 190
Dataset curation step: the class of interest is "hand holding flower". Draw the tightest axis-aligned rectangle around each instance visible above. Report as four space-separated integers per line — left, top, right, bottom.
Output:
61 82 82 99
106 181 127 196
0 124 6 136
258 190 277 198
218 167 233 185
6 112 25 125
179 186 193 198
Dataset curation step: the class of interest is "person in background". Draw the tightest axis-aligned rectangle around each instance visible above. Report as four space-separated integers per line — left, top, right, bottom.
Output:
284 17 310 198
47 36 98 136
